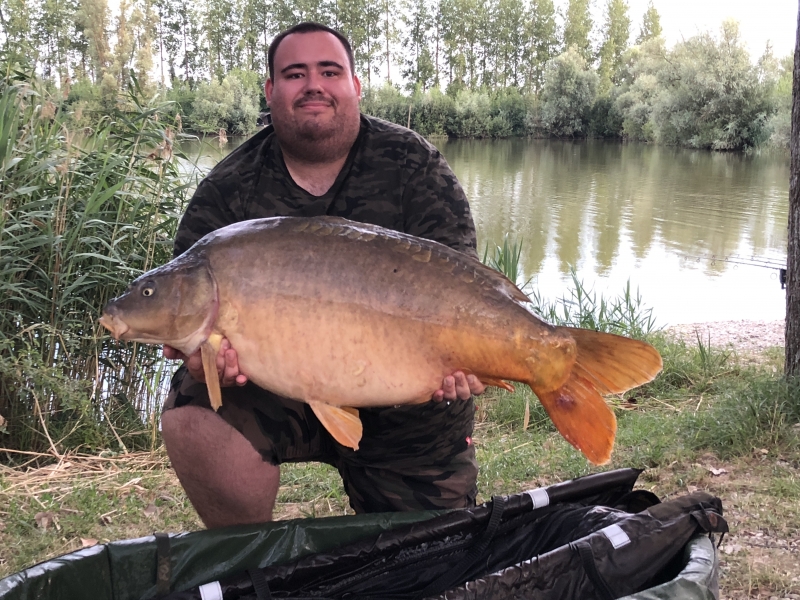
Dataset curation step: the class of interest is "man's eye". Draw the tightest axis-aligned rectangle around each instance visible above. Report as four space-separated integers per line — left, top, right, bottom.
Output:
286 72 302 79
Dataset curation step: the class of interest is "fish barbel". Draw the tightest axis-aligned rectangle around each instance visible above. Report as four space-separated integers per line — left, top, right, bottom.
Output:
99 216 662 464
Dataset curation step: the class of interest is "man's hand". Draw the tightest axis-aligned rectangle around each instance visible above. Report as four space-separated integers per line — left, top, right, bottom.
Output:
163 338 248 387
432 372 485 402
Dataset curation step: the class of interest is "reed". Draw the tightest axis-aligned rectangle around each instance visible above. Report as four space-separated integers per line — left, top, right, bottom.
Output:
481 239 658 339
0 64 194 457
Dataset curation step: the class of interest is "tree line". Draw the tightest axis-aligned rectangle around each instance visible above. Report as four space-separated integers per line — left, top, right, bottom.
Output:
0 0 792 150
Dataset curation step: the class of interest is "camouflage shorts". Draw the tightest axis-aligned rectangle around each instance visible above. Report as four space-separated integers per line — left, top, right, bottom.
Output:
164 366 478 514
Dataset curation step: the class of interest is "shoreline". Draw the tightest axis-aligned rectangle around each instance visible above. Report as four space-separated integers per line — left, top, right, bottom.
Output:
664 319 785 354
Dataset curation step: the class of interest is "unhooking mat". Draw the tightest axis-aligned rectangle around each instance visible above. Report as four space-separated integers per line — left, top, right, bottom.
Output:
0 468 728 600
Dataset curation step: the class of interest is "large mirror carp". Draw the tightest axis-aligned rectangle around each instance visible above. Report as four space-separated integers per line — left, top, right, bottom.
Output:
100 216 662 464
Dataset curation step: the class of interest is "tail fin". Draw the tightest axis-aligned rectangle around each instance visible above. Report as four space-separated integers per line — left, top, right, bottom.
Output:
533 329 662 465
536 373 617 465
560 327 663 394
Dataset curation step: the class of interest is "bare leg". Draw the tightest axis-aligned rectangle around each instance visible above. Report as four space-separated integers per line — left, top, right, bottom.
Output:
161 405 280 528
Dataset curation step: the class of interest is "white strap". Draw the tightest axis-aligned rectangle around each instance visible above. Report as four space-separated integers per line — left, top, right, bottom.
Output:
601 523 631 549
198 580 224 600
526 487 550 509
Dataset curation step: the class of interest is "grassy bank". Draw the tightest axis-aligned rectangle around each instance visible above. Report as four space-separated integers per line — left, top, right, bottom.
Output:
1 337 798 598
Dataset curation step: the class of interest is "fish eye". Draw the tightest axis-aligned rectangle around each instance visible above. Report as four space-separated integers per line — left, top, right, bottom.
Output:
142 287 155 297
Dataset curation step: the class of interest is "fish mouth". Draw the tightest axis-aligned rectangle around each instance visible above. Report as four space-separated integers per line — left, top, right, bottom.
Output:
99 313 130 340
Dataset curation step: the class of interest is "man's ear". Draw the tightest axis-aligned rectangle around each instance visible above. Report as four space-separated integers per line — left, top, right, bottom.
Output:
265 78 273 102
353 75 361 100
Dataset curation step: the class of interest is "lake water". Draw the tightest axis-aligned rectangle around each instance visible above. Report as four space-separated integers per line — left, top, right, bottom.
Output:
179 135 789 327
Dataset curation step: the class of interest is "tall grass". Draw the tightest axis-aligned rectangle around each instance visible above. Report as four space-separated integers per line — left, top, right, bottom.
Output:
0 63 192 457
481 238 658 339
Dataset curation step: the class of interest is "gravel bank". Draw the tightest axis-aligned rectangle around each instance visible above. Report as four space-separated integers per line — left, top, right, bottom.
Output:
665 319 785 354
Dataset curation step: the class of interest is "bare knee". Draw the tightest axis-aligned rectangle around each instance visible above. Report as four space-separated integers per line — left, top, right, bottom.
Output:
162 406 280 528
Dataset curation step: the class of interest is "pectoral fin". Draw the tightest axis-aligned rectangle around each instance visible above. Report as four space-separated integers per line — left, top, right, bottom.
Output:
308 402 363 450
480 377 516 393
200 334 224 411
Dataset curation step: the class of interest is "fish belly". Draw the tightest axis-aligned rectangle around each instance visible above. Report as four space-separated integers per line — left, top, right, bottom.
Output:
222 296 460 407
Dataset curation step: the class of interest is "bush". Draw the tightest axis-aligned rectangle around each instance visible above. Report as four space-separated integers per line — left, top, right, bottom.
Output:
190 70 260 135
650 21 773 150
539 47 598 137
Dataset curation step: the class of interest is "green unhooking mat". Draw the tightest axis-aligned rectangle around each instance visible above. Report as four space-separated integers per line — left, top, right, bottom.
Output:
0 469 727 600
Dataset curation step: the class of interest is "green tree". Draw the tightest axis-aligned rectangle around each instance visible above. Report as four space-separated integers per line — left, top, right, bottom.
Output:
540 46 598 136
563 0 593 64
191 69 260 133
494 0 526 87
613 37 665 140
524 0 558 92
34 0 80 83
76 0 111 83
0 0 33 53
652 20 773 149
635 1 661 44
401 0 435 91
204 0 242 81
335 0 383 88
597 0 630 92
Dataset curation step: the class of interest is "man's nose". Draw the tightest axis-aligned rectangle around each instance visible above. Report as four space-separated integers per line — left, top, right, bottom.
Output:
302 72 325 93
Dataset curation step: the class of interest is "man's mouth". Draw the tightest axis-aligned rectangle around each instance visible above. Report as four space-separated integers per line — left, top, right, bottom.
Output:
296 98 333 110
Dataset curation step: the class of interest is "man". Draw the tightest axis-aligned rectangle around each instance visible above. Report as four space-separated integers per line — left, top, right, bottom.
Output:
161 22 485 529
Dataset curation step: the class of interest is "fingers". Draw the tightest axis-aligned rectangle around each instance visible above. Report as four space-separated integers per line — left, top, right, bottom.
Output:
466 374 486 396
166 339 248 387
184 349 206 383
216 339 248 387
435 372 484 402
162 345 186 361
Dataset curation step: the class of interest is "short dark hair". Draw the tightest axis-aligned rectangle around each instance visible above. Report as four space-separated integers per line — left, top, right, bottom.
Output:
268 22 355 81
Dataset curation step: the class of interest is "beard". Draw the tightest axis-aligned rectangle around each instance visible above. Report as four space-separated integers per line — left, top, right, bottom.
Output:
271 93 361 164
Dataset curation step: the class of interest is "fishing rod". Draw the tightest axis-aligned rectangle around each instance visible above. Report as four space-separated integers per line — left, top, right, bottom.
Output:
681 253 788 289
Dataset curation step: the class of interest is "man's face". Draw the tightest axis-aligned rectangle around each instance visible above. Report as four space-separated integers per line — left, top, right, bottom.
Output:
265 31 362 150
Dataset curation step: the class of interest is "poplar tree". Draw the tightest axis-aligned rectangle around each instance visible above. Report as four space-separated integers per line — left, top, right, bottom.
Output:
494 0 526 87
524 0 558 92
35 0 80 82
563 0 593 64
636 1 661 44
0 0 32 52
401 0 435 91
204 0 241 81
597 0 630 91
77 0 111 83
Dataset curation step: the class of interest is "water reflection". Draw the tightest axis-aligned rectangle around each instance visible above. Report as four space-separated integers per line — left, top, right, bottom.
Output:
439 139 788 325
178 136 789 326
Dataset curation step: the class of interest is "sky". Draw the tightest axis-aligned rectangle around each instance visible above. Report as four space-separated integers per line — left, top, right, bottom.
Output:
586 0 799 59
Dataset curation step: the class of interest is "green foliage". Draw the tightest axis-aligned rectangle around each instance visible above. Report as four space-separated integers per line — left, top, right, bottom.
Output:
190 70 260 134
481 235 533 292
589 93 623 137
766 54 793 149
361 85 535 138
0 67 192 454
540 47 598 137
635 1 662 45
481 240 656 340
650 21 774 150
597 0 631 91
688 375 800 457
530 269 658 339
563 0 593 64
